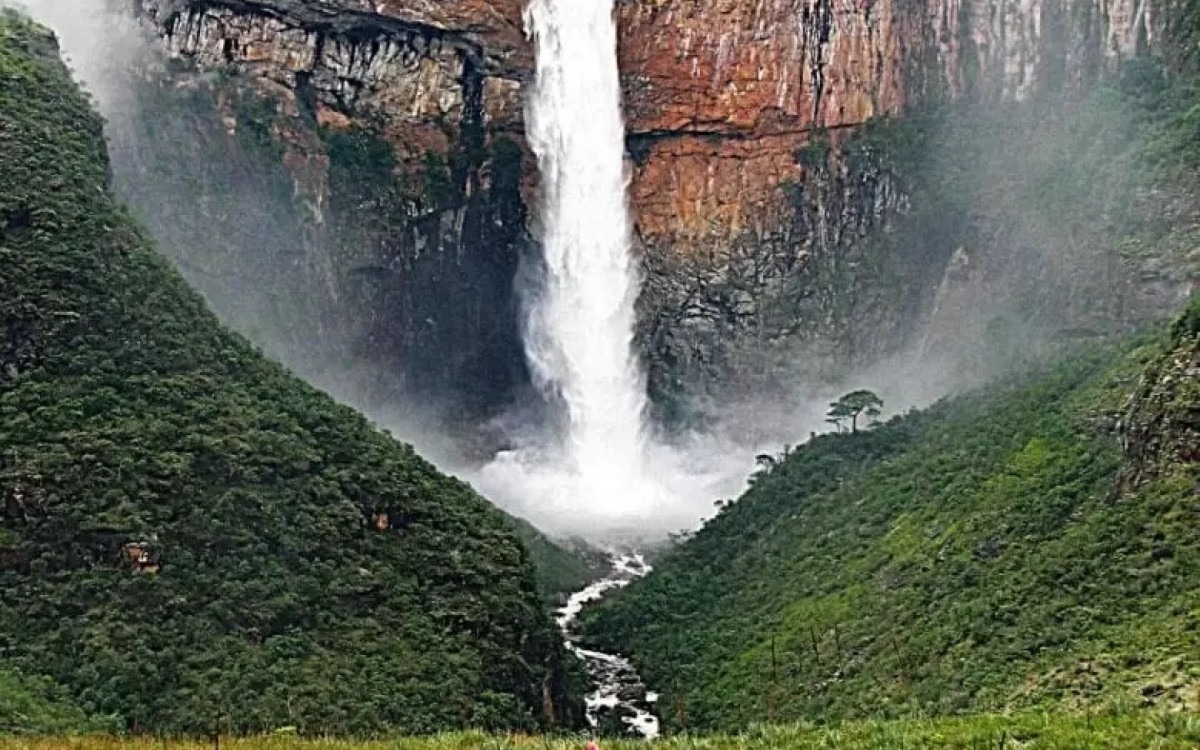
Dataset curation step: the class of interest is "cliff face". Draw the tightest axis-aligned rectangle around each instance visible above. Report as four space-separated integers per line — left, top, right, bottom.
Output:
121 0 535 426
619 0 1164 397
125 0 1187 422
1120 298 1200 491
142 0 529 145
619 0 1152 237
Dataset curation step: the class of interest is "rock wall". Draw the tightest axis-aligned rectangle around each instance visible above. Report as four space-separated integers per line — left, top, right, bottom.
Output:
619 0 1163 398
121 0 535 428
124 0 1184 423
1119 299 1200 491
143 0 529 148
621 0 1153 238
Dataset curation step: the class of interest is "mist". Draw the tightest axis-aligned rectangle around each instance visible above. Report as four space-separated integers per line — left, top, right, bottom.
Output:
5 0 144 113
5 0 480 464
4 0 756 544
9 0 1189 545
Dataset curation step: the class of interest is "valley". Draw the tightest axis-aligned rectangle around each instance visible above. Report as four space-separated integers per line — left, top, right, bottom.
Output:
557 555 660 738
581 311 1200 730
0 0 1198 743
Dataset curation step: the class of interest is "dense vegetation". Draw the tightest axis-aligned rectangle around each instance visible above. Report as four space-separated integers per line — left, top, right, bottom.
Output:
0 12 578 735
510 521 606 602
0 668 117 736
582 301 1199 731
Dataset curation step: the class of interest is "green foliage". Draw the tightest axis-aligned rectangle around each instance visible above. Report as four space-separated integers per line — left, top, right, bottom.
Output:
1169 294 1200 342
421 152 457 209
793 132 832 171
1120 294 1199 489
320 125 458 212
1162 0 1200 75
508 519 606 601
232 87 285 160
0 666 118 735
322 124 398 200
583 327 1199 731
0 14 573 736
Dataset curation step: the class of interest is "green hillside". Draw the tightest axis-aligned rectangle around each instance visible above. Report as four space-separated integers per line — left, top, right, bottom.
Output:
511 520 607 601
582 302 1199 731
0 12 577 735
0 667 119 735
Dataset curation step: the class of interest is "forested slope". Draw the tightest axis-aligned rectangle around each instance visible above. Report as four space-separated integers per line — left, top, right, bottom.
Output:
582 301 1199 731
0 12 577 735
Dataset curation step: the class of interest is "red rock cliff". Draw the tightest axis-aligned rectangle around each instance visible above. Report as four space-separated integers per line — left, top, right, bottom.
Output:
619 0 1151 251
611 0 1165 399
130 0 1177 411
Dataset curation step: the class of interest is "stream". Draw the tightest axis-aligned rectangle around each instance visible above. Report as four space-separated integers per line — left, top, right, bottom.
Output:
556 554 660 739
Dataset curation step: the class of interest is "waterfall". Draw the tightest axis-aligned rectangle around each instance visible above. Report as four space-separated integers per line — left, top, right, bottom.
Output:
517 0 658 521
479 0 753 540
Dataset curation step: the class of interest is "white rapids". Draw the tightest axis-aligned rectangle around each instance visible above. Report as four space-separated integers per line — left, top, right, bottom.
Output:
556 555 660 739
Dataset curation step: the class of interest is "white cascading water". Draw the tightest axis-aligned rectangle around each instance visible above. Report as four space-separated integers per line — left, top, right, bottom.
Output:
523 0 657 512
473 0 763 539
481 0 668 536
13 0 753 541
522 0 646 470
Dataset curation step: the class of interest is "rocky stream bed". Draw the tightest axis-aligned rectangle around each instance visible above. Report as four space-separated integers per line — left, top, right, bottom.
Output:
556 554 660 739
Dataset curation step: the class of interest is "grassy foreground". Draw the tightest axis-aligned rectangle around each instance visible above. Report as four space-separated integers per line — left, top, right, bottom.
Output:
2 714 1200 750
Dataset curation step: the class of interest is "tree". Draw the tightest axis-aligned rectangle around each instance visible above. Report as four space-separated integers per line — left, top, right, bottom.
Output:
826 389 884 433
825 401 854 432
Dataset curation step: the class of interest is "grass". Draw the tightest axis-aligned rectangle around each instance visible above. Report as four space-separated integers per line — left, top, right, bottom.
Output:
2 713 1200 749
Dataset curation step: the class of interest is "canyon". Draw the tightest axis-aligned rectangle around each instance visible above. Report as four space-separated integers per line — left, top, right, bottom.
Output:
2 1 1197 734
117 0 1188 430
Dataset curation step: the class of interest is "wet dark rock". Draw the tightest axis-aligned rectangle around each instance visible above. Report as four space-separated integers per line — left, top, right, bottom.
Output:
556 556 660 738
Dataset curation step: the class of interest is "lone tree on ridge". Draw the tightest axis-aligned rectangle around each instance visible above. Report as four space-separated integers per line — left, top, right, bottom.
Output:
826 389 884 433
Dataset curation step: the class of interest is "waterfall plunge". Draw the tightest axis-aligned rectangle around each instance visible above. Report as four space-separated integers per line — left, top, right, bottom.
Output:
13 0 753 542
521 0 655 512
479 0 688 539
473 0 764 540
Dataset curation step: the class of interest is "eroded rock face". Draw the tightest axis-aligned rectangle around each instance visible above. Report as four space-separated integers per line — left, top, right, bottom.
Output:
126 0 1182 421
1119 304 1200 491
142 0 528 154
619 0 1160 396
122 0 536 429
